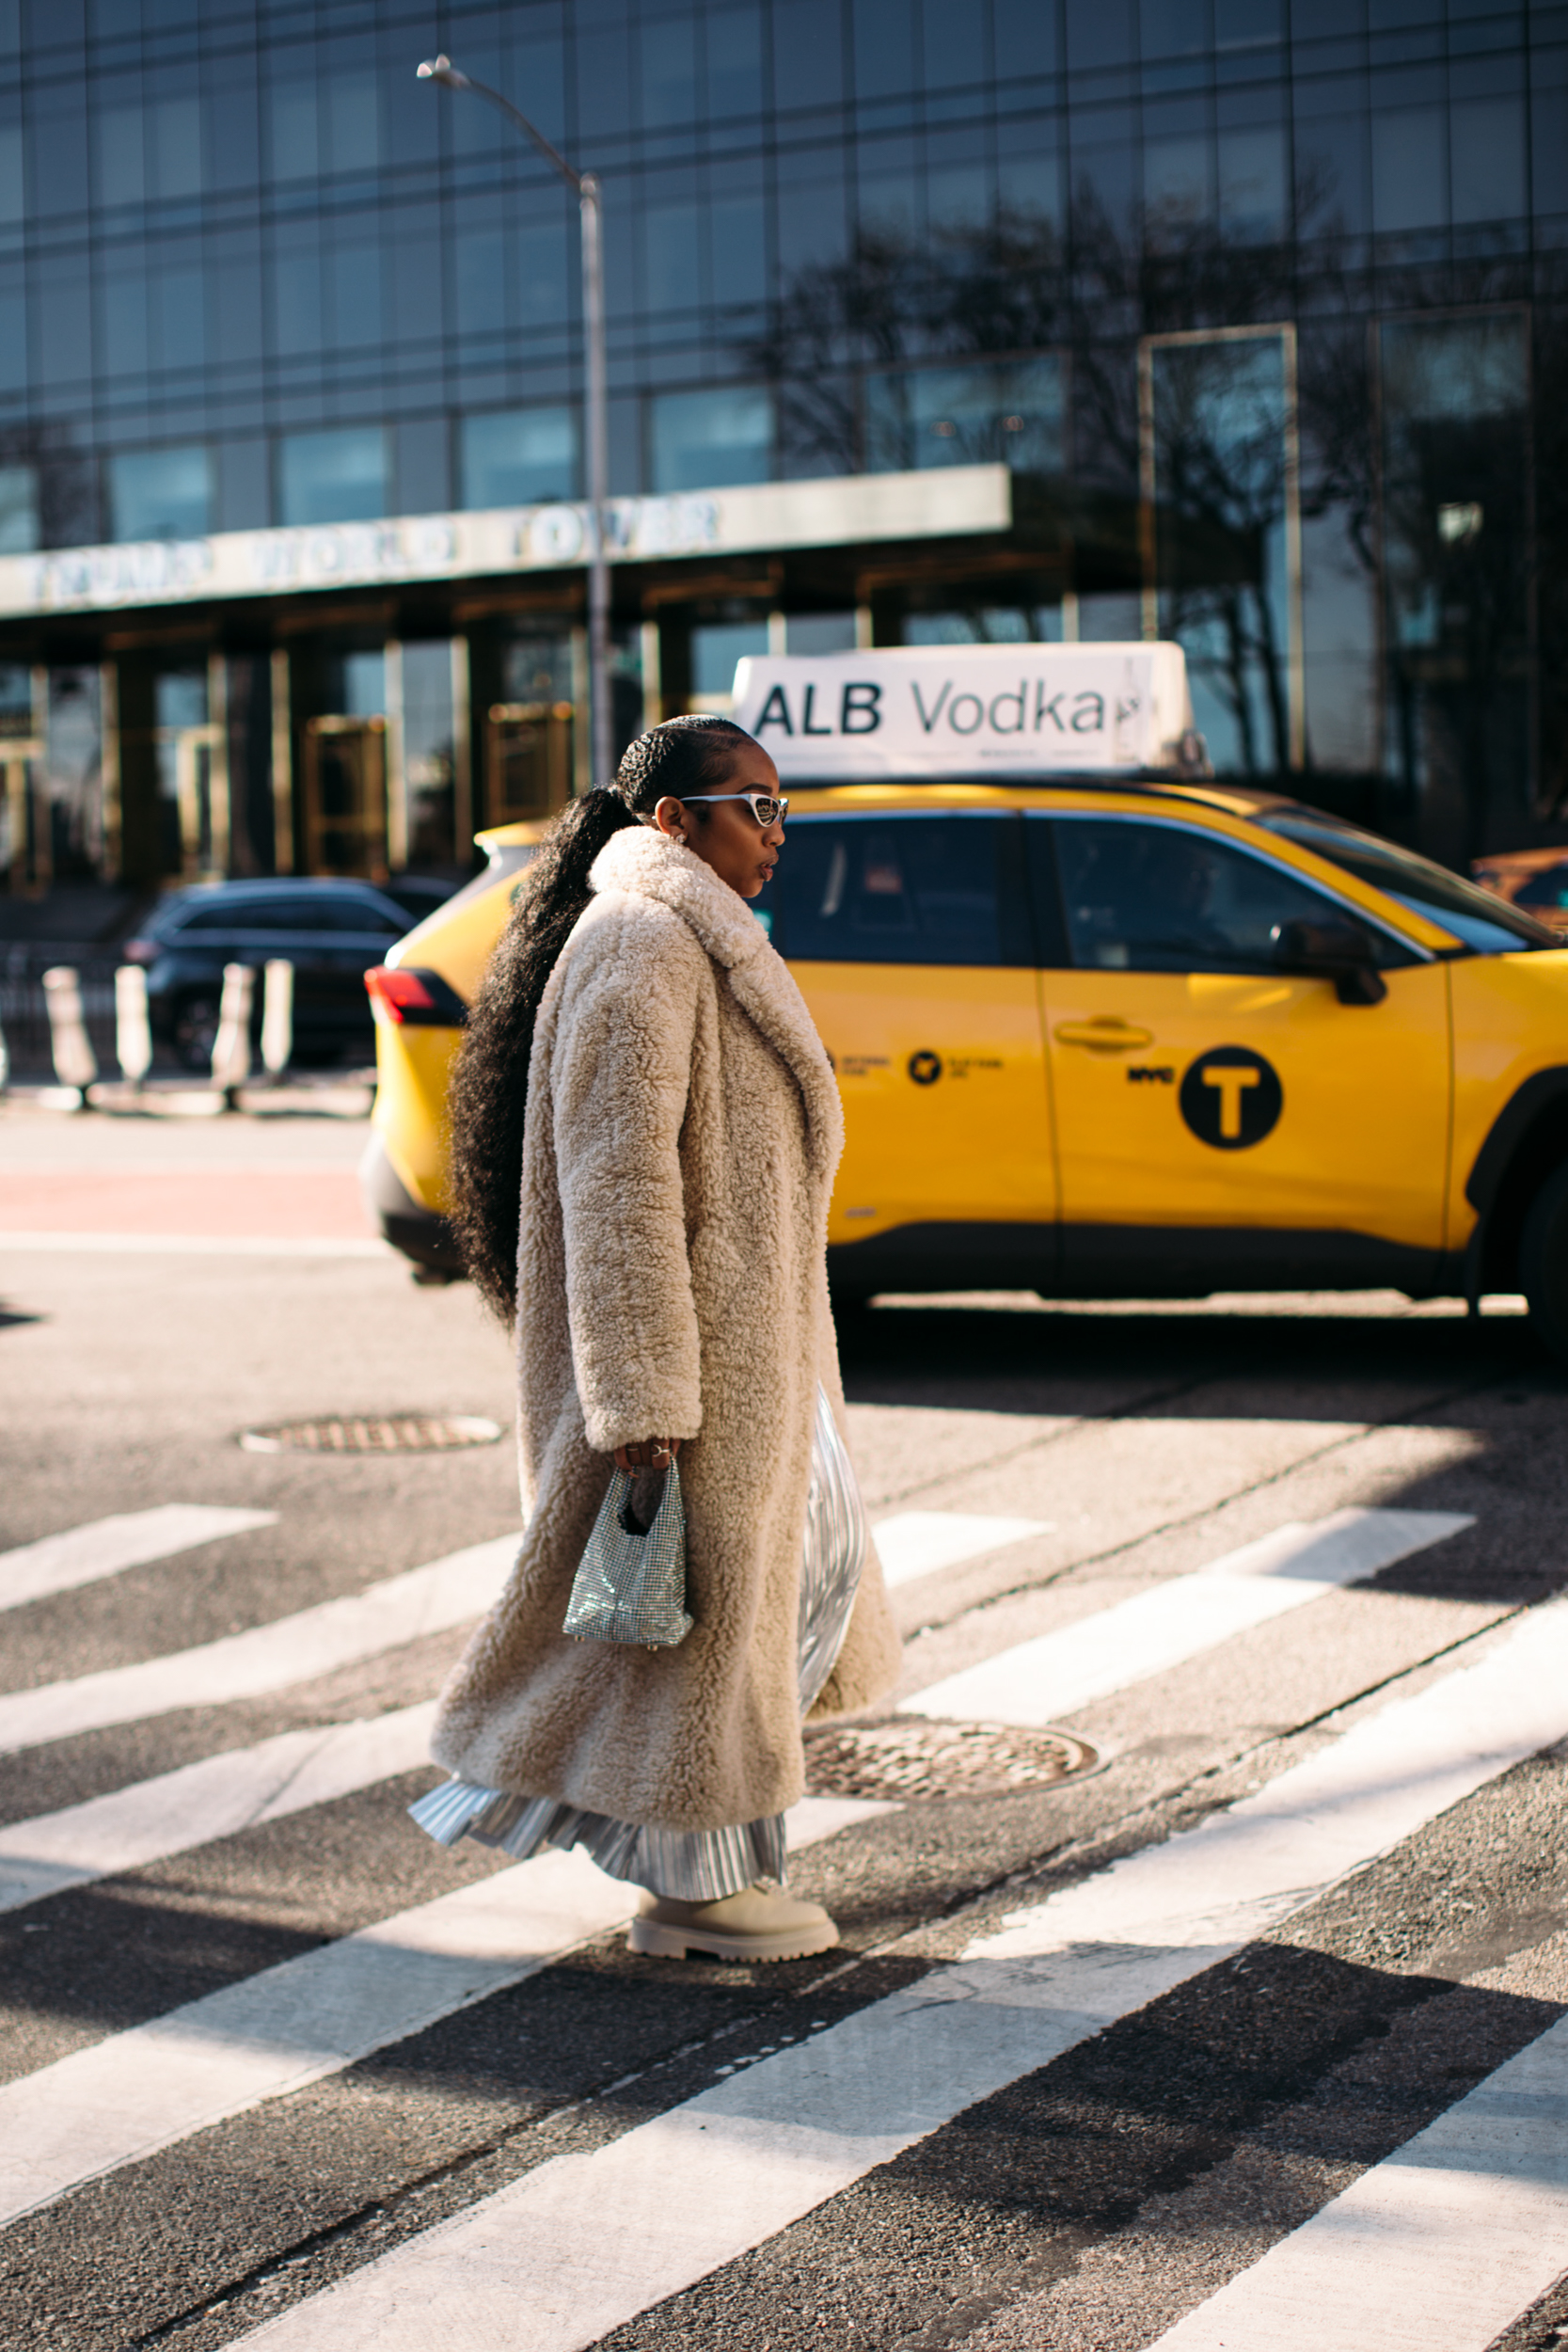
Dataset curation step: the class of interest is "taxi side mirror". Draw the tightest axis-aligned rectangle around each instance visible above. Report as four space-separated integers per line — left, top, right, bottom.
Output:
1272 918 1388 1006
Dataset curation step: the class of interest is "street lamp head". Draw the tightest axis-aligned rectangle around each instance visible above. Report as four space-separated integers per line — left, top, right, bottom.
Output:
416 55 470 87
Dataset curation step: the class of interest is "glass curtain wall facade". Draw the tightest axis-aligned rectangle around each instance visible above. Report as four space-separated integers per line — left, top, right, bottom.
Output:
0 0 1563 890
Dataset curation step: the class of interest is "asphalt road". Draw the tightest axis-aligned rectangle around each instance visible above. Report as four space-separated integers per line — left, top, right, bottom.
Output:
2 1104 1567 2352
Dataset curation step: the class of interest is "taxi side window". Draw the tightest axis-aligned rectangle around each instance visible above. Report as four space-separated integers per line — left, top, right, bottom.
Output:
1052 819 1386 974
766 816 1032 965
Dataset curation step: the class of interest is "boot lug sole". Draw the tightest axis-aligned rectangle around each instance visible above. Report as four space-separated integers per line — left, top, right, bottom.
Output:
627 1918 840 1962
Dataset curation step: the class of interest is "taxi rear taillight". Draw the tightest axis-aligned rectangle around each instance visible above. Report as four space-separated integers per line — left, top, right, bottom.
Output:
364 966 468 1026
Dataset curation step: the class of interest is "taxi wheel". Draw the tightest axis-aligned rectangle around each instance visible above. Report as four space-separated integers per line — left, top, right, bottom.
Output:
1520 1160 1568 1364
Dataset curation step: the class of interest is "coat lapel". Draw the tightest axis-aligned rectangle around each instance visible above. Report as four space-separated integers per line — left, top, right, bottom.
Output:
590 826 844 1186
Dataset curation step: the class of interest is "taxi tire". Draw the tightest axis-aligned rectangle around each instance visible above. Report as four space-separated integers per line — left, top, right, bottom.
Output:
1520 1159 1568 1365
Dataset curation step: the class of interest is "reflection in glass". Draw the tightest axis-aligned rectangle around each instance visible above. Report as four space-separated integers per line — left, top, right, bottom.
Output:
1370 108 1444 234
1055 818 1354 975
1217 126 1286 241
1148 329 1295 776
461 409 578 508
518 214 570 322
1449 97 1526 228
0 124 22 221
455 226 508 338
109 446 211 541
996 137 1062 230
0 463 35 551
44 668 104 882
1380 311 1530 858
691 618 768 703
151 263 203 371
645 200 702 310
711 196 767 304
864 357 1064 475
641 15 698 126
327 242 382 349
708 7 765 114
904 606 1067 644
266 74 378 182
770 816 1006 967
268 81 318 181
399 640 456 866
278 428 388 527
1144 135 1212 235
649 388 772 490
786 613 858 654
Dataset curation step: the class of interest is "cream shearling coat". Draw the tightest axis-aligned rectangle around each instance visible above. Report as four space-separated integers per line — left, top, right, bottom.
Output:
429 823 901 1830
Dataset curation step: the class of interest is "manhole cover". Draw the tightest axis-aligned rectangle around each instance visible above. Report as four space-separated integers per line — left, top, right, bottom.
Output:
804 1717 1099 1802
240 1414 504 1455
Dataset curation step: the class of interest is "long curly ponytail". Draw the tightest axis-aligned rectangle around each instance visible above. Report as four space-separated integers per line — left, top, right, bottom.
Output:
447 714 753 1319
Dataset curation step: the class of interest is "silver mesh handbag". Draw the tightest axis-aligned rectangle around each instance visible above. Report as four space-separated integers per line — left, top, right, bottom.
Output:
562 1461 692 1649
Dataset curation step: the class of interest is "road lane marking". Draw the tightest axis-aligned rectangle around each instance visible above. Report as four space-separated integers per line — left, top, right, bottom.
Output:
902 1508 1474 1726
0 1507 1472 1915
1144 2010 1568 2351
0 1795 893 2230
0 1505 277 1613
0 1534 518 1754
872 1511 1053 1589
225 1595 1568 2352
0 1706 438 1913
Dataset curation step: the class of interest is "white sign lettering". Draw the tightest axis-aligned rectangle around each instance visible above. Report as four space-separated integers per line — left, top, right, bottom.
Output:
0 466 1006 622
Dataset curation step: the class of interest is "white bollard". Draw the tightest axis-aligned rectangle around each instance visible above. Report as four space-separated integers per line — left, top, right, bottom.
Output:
260 958 293 1081
0 1005 8 1097
209 961 254 1102
41 966 98 1104
114 965 153 1090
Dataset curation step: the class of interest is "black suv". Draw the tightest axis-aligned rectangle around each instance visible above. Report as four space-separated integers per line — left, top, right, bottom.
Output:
125 878 435 1070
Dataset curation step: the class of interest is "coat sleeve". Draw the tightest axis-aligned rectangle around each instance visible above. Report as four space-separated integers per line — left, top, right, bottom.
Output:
548 903 706 1454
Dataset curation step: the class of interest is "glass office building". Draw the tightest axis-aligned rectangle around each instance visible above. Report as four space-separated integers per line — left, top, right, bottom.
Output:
0 0 1561 896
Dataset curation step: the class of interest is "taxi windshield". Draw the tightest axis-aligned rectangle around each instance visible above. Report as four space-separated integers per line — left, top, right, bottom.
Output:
1257 809 1557 954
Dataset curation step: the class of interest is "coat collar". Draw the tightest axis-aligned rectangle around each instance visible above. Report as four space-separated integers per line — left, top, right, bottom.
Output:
590 823 843 1184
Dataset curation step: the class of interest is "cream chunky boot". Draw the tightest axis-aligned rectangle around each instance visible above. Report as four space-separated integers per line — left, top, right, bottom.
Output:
628 1883 839 1961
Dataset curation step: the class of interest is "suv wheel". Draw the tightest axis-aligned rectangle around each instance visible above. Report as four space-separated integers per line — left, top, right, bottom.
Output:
173 992 221 1073
1520 1159 1568 1363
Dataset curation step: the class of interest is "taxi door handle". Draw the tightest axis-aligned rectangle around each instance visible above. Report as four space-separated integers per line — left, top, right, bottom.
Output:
1053 1019 1155 1054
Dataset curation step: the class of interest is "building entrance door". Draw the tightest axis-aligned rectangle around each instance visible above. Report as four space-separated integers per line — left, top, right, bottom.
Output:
302 715 388 877
485 700 573 822
1 741 43 892
172 724 227 881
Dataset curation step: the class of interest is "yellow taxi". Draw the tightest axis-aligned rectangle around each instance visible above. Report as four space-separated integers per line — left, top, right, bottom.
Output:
361 648 1568 1360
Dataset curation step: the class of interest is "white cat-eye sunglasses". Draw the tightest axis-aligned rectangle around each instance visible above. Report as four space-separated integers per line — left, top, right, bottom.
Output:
676 790 789 827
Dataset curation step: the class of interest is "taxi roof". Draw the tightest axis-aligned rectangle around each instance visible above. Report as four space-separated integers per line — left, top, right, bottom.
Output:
469 782 1469 957
473 777 1291 857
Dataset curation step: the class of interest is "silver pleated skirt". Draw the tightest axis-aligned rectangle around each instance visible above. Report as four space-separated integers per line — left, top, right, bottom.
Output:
408 1384 867 1900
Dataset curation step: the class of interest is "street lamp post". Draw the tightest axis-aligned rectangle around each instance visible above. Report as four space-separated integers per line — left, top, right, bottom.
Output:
417 55 612 790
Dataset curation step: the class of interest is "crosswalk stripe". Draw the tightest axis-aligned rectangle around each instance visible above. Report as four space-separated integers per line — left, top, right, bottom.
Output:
0 1504 1478 1924
902 1507 1474 1725
0 1793 891 2229
0 1504 277 1613
0 1705 437 1913
226 1597 1568 2352
0 1534 517 1755
0 1503 1051 1754
872 1510 1053 1588
1144 2010 1568 2351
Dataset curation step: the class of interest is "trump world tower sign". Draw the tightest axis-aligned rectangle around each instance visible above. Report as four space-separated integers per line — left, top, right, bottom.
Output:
0 465 1011 620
